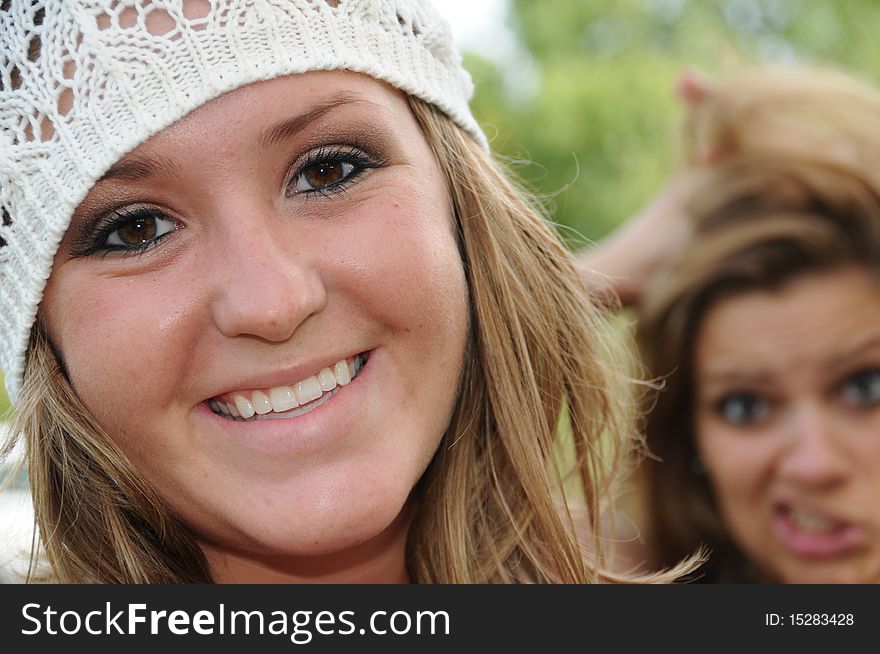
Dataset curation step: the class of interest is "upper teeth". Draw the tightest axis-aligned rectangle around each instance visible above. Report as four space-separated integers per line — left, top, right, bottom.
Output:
789 509 839 533
210 355 363 420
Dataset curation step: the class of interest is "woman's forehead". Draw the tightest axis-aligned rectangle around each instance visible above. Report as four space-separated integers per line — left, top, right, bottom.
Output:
184 70 403 123
695 267 880 383
104 72 407 168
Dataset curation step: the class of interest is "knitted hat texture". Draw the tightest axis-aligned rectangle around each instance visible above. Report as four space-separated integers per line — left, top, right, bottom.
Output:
0 0 485 402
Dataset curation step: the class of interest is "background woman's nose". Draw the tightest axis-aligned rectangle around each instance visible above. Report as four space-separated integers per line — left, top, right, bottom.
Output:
209 230 327 342
778 405 849 490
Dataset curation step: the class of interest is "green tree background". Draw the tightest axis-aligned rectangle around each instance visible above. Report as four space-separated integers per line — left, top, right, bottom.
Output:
1 0 879 412
467 0 880 245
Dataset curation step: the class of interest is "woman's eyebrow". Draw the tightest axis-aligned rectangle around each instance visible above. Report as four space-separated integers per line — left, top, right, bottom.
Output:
258 93 384 148
697 367 775 391
824 333 880 375
99 153 182 183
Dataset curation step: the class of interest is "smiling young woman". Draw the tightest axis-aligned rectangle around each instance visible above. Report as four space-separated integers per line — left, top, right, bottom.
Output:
38 72 470 582
0 1 670 584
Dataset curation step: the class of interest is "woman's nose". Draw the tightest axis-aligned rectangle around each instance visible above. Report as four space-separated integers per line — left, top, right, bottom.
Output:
208 221 327 342
777 404 849 490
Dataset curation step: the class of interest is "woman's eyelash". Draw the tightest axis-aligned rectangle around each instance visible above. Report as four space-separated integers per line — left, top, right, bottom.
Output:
287 144 388 198
71 206 177 258
840 368 880 406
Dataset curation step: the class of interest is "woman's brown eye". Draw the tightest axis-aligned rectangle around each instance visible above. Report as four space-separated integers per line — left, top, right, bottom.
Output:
105 210 175 249
117 216 157 245
305 162 345 188
292 160 356 193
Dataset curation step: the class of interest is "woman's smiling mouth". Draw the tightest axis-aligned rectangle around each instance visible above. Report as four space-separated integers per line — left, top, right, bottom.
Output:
208 353 367 421
773 503 866 559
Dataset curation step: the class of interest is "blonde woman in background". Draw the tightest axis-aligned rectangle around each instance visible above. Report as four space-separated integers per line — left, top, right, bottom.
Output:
0 0 677 584
582 66 880 582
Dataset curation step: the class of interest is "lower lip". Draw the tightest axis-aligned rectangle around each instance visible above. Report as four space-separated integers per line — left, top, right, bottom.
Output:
198 352 374 456
773 510 865 559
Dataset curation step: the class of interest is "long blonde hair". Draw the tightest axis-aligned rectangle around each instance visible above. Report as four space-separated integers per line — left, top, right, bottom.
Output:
637 66 880 581
10 96 662 583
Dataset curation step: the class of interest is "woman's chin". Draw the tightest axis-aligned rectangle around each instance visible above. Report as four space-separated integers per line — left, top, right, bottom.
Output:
199 498 413 572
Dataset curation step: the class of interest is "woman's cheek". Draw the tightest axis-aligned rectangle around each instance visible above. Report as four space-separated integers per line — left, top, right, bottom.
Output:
46 271 191 411
339 194 464 329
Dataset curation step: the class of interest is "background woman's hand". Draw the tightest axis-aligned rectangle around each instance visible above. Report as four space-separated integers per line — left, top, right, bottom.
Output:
577 70 713 307
576 169 703 306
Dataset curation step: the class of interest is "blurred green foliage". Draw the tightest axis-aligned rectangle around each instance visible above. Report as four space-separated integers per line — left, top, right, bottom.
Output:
466 0 880 245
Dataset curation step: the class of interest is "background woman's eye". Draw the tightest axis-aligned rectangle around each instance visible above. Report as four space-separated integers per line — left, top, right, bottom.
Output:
717 393 769 427
841 369 880 408
293 160 356 193
106 209 175 248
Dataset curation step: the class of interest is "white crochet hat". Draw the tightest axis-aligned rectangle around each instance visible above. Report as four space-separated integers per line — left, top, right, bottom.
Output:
0 0 486 403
